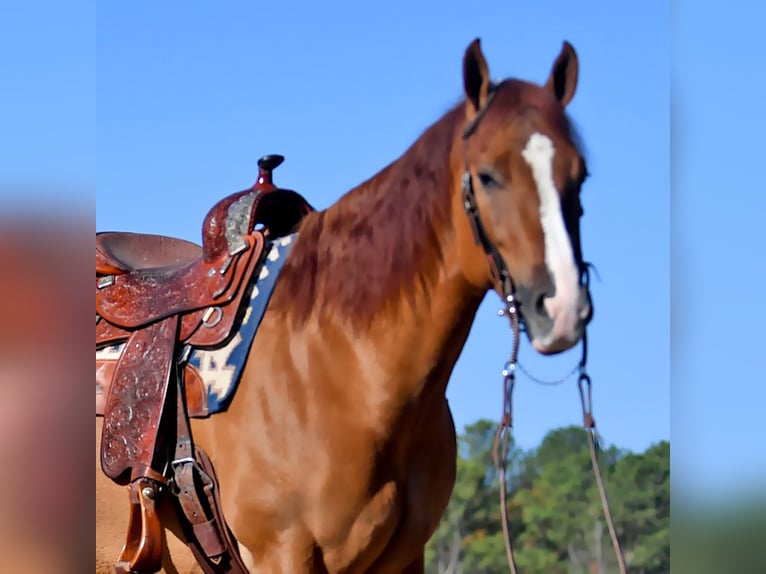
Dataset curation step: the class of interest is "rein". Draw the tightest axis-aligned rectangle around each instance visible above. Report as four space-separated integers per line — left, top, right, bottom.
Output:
460 95 627 574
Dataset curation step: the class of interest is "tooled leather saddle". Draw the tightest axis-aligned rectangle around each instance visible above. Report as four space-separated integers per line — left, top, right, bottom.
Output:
96 155 313 573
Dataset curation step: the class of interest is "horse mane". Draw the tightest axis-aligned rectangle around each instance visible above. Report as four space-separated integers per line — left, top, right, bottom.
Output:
269 80 585 329
269 103 465 329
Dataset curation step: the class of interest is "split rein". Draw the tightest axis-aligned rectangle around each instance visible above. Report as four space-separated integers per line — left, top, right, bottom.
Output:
460 98 627 574
491 295 627 574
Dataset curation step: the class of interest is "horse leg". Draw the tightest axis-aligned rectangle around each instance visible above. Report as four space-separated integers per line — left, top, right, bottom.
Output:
368 400 457 573
317 480 402 573
401 553 425 574
232 523 321 574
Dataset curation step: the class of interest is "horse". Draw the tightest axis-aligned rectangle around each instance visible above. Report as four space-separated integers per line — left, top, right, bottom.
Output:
96 38 593 573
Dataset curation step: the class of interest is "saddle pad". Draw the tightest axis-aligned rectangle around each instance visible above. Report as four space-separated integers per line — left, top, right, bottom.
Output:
96 234 296 416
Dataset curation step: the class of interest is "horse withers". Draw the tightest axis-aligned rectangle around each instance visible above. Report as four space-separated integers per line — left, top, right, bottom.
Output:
96 38 592 573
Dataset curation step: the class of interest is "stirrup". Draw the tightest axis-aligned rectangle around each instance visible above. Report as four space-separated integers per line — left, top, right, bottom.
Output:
115 477 164 574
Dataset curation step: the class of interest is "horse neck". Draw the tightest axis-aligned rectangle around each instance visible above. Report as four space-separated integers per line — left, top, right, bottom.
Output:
313 105 491 403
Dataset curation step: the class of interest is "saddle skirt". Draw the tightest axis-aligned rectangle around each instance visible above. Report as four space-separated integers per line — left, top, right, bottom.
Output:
96 233 296 417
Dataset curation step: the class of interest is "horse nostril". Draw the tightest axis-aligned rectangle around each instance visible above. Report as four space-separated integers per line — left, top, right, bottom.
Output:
535 292 549 317
580 290 594 322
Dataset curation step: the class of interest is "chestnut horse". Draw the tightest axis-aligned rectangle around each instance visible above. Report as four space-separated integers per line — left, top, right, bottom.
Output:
96 39 592 573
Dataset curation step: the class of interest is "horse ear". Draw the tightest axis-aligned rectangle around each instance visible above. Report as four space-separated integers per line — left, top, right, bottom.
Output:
463 38 491 117
545 41 579 107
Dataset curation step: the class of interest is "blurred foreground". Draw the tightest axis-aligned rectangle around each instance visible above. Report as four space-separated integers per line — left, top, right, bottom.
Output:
0 205 92 573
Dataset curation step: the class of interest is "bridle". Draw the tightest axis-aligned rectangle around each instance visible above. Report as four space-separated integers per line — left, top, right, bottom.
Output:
460 86 521 357
459 85 628 574
461 88 515 302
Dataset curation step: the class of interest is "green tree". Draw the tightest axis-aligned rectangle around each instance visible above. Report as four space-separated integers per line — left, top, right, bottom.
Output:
426 422 670 574
426 420 524 574
608 441 669 573
513 426 606 574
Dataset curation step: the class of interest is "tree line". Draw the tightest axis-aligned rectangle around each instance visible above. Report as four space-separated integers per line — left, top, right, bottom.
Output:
425 420 670 574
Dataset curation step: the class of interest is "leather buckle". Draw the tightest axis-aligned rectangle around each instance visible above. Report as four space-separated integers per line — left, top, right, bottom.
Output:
171 456 214 488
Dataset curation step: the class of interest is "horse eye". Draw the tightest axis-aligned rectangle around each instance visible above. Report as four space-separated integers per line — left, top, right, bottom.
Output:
478 170 501 189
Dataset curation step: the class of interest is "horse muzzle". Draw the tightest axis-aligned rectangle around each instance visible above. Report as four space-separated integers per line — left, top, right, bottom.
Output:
518 283 592 355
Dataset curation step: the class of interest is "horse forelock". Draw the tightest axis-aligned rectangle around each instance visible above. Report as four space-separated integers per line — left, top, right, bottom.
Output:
487 79 586 158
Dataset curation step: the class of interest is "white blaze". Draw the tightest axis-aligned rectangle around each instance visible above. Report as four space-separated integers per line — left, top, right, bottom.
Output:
521 132 580 341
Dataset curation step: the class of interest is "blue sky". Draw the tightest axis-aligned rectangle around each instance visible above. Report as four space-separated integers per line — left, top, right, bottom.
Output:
0 2 93 193
94 3 671 472
6 2 763 500
673 2 766 498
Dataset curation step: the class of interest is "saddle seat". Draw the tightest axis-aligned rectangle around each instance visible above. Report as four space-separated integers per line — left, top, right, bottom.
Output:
96 155 312 332
96 232 203 275
96 232 262 333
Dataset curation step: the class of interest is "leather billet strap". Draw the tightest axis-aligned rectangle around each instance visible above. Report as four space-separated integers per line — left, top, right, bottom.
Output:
172 374 249 573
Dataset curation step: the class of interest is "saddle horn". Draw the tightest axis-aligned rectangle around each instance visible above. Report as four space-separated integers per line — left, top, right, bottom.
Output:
256 154 285 190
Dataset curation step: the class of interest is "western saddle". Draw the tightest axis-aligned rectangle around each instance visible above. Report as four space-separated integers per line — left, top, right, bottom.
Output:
96 155 313 573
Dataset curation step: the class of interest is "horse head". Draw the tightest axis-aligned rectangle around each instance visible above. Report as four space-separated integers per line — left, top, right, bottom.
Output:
457 39 593 354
